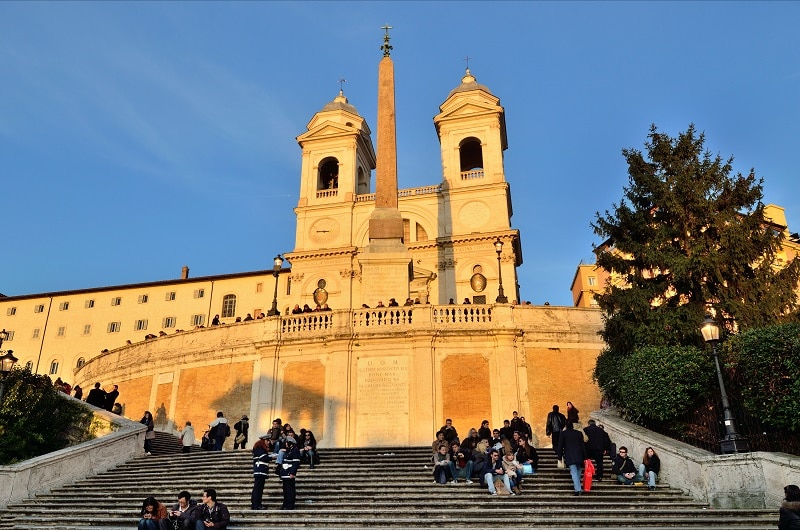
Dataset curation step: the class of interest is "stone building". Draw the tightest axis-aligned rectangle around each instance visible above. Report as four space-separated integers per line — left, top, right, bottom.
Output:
0 36 605 447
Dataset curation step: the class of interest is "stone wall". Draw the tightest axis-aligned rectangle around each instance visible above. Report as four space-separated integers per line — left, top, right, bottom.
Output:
592 409 800 509
75 304 605 448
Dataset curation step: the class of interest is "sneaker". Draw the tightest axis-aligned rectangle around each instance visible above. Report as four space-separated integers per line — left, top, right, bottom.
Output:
449 480 457 485
634 482 644 486
573 491 583 496
145 452 152 456
490 492 497 496
510 492 516 496
648 485 656 491
465 480 473 484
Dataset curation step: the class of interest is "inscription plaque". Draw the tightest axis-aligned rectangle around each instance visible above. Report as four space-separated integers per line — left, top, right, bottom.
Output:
356 356 409 445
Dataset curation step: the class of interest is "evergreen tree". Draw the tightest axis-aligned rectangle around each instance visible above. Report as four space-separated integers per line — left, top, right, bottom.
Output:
592 124 800 358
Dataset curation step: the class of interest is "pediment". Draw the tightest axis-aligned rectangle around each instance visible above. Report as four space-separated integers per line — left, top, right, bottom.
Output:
436 100 502 121
297 121 359 143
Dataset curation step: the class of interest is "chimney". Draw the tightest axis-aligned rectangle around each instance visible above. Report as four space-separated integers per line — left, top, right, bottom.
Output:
181 266 189 279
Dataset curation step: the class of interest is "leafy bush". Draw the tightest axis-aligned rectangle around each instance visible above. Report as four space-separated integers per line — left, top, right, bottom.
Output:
0 368 95 464
596 345 715 423
725 322 800 433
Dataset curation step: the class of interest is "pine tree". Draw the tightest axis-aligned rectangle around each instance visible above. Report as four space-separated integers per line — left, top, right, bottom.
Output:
592 124 800 357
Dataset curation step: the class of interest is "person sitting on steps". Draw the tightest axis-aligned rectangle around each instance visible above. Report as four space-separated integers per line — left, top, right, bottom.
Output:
447 441 474 484
638 446 661 491
611 446 643 485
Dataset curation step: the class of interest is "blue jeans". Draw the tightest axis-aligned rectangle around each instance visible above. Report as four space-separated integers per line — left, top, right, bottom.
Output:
447 461 473 482
138 519 158 530
638 464 657 487
568 463 582 492
616 473 644 485
214 435 225 451
484 472 512 494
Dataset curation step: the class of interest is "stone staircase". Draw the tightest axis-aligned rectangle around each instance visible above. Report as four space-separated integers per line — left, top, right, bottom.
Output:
0 436 778 529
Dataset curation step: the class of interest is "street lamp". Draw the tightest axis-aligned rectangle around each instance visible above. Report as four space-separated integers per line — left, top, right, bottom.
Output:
0 348 18 404
266 255 284 316
700 314 749 454
494 239 508 303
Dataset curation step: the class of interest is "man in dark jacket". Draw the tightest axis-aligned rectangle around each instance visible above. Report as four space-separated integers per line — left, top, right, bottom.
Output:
85 382 106 408
195 488 229 529
556 422 587 495
277 436 301 510
447 441 474 484
610 446 643 485
166 490 199 530
104 384 119 412
584 419 610 481
545 405 567 457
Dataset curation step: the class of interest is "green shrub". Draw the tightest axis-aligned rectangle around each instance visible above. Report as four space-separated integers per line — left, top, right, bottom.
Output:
0 368 95 464
597 345 715 423
724 322 800 433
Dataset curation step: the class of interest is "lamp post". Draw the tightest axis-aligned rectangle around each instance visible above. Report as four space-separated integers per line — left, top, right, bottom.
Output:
266 255 284 316
700 315 749 454
494 239 508 303
0 329 18 403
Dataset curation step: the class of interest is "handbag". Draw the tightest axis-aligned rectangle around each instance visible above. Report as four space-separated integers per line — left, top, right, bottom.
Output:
494 478 510 495
145 430 156 440
521 463 535 475
235 433 246 444
557 458 565 469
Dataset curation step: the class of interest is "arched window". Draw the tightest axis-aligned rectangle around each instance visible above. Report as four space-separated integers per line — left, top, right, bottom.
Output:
318 158 339 190
25 361 33 371
76 357 86 369
459 137 484 175
357 166 370 194
49 359 60 375
222 294 237 318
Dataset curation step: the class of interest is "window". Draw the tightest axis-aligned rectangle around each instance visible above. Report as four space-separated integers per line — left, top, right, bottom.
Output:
221 294 236 318
588 276 597 287
191 314 205 326
256 283 263 293
76 357 85 369
286 277 291 296
138 294 149 304
317 157 340 191
111 297 121 306
6 307 16 316
85 299 95 309
473 295 487 304
194 289 205 299
4 330 14 341
25 361 33 371
32 328 40 339
107 322 121 333
163 316 176 328
83 324 91 335
34 304 45 313
57 326 66 337
134 319 148 331
59 301 70 311
49 360 59 375
165 291 176 301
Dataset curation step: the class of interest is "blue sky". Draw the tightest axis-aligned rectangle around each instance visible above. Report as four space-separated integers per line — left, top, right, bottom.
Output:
1 1 798 306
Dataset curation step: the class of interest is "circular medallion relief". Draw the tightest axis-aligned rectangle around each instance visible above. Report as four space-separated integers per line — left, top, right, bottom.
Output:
459 201 491 228
470 273 487 292
309 218 340 244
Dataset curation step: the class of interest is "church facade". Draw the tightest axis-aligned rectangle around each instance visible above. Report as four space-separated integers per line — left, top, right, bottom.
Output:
0 39 605 447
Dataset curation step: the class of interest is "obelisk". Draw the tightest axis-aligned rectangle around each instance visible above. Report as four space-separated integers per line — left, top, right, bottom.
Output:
359 25 411 303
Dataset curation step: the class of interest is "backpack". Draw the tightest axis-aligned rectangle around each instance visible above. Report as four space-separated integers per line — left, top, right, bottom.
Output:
225 423 231 437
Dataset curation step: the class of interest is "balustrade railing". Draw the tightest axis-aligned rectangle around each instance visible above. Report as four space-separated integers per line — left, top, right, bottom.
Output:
280 313 334 334
460 169 484 180
316 189 338 199
355 184 442 203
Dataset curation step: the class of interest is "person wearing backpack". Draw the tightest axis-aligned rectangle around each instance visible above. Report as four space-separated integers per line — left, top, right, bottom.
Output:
208 411 230 451
545 404 566 458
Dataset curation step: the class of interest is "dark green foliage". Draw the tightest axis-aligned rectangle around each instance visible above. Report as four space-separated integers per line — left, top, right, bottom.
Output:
592 124 800 358
591 125 800 423
595 345 715 422
0 368 94 464
724 323 800 433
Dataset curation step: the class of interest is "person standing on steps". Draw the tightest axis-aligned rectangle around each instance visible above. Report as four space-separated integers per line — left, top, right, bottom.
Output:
251 437 271 510
140 410 155 455
556 422 587 496
233 415 249 450
584 419 609 481
545 404 566 458
208 411 229 451
195 488 230 529
277 435 301 510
